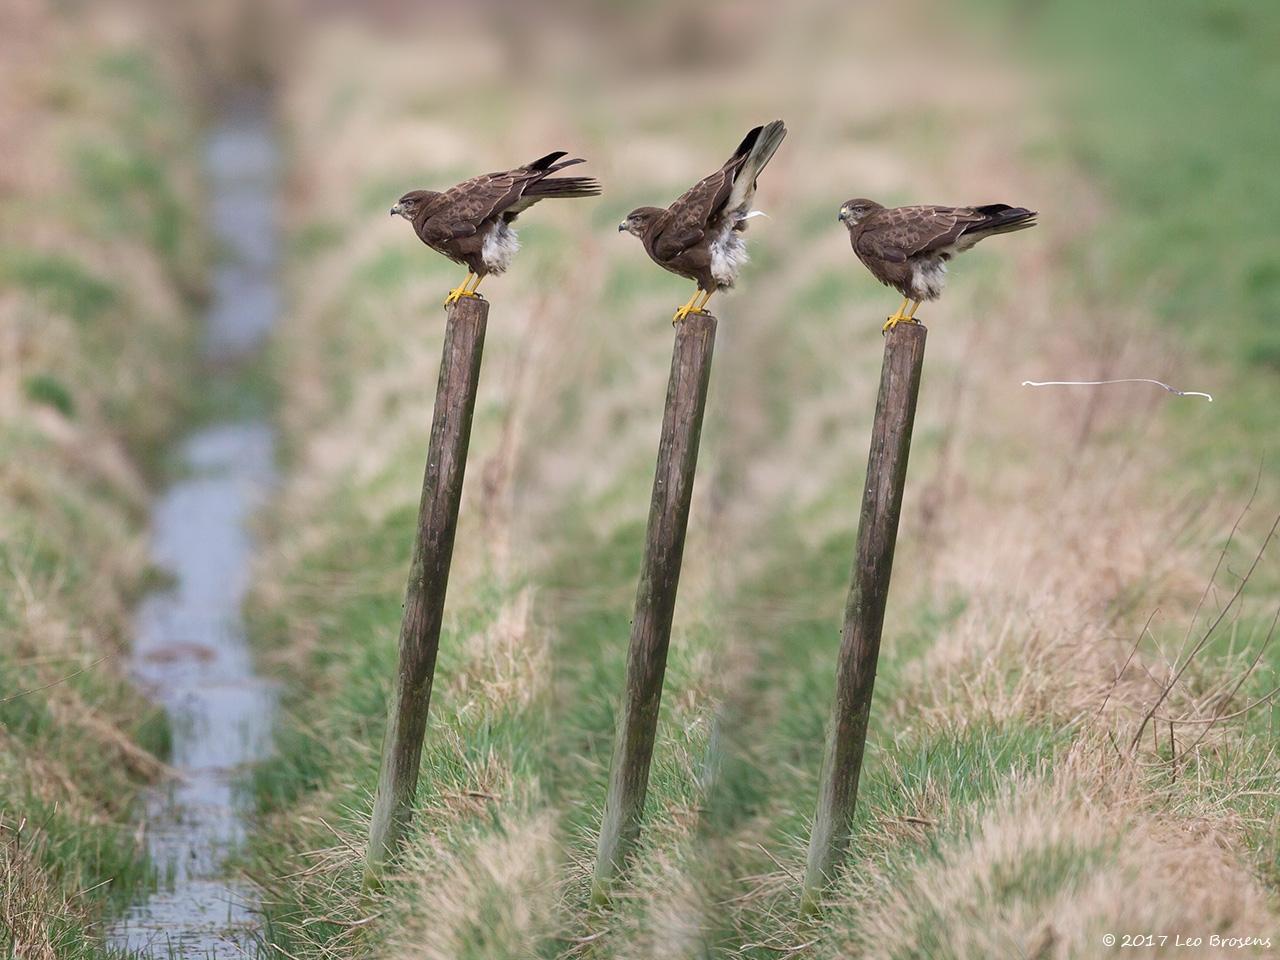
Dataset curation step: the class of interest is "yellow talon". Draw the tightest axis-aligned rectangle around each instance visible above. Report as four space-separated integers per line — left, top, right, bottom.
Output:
443 272 480 307
882 315 922 333
672 290 699 326
672 288 713 326
882 296 920 333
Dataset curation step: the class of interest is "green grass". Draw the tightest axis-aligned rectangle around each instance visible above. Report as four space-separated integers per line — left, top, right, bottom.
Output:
1 30 204 956
10 801 158 913
973 0 1280 475
253 461 1058 958
73 141 190 267
244 2 1280 954
247 473 545 953
0 250 120 324
22 373 77 418
967 0 1280 886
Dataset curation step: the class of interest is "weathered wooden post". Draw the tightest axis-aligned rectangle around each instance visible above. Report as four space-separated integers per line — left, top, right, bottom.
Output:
592 311 718 902
365 296 488 884
801 321 927 913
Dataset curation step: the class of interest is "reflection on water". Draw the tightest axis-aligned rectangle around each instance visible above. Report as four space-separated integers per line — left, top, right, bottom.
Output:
108 98 278 958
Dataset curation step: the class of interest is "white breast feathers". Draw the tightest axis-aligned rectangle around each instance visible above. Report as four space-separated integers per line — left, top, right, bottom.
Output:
711 222 750 288
911 257 949 300
481 221 521 275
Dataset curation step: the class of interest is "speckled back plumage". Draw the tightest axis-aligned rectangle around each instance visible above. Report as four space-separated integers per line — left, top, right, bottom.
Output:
844 200 1037 301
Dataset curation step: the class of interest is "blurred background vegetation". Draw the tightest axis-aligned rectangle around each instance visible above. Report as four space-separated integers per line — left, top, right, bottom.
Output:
2 0 1277 957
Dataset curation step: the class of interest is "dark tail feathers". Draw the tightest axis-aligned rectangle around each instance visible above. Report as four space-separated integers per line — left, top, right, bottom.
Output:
974 203 1038 235
527 150 587 174
730 125 765 161
524 175 601 199
729 120 787 166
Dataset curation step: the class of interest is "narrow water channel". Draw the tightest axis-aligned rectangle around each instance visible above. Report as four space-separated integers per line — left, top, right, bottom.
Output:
108 95 279 958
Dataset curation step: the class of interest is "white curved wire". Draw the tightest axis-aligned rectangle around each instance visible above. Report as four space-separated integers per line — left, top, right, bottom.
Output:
1021 378 1213 402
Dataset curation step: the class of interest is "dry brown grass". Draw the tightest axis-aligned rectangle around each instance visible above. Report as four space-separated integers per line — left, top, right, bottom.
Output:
251 0 1278 955
1 811 73 960
825 742 1275 960
0 1 207 950
382 810 559 960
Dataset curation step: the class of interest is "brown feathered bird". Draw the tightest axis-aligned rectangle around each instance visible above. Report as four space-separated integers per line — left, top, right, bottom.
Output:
391 151 600 306
619 121 787 324
838 199 1037 330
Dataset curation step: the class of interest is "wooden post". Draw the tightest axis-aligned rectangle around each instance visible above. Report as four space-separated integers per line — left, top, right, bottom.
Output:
365 296 488 884
801 321 927 913
592 310 718 901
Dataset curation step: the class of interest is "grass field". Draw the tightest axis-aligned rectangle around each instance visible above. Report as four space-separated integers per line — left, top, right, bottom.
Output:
2 0 1277 957
0 4 206 954
242 1 1278 958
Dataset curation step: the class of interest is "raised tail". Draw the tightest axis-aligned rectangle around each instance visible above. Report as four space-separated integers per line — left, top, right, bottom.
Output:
725 119 787 214
742 120 787 181
972 203 1038 236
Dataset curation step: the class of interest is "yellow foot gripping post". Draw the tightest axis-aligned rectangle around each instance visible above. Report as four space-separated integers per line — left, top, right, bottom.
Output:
443 272 485 308
882 298 922 333
672 289 713 326
882 315 922 333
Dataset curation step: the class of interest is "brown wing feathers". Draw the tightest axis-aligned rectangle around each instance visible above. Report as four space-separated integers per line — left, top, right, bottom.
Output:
859 204 1036 262
844 199 1037 301
649 120 787 269
417 153 600 235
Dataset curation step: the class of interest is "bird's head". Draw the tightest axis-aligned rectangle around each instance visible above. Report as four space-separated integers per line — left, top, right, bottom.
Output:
618 207 663 238
837 198 882 228
390 190 439 221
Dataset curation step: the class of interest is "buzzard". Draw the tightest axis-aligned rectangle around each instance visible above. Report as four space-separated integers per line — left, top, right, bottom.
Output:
391 151 600 306
619 121 787 325
838 200 1037 330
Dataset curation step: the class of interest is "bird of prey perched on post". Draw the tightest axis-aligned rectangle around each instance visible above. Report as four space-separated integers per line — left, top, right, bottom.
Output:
619 121 787 325
391 152 600 307
838 200 1037 331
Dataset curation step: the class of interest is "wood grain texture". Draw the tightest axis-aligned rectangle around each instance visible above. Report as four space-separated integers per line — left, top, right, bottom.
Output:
802 321 927 912
365 296 489 883
592 311 718 901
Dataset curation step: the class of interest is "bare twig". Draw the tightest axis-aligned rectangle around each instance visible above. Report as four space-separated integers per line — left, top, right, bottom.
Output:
1131 512 1280 750
1175 604 1280 758
551 930 609 945
1174 465 1261 671
1097 607 1160 717
301 913 380 928
755 843 800 882
0 656 110 705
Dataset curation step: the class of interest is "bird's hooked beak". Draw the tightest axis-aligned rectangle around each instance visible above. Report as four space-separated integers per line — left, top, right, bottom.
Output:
389 203 403 217
837 209 847 223
617 221 627 233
